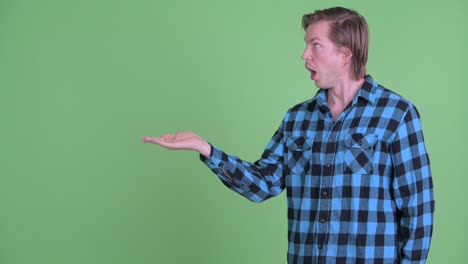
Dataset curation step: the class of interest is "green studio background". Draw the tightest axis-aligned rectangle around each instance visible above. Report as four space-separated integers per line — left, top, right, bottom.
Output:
0 0 466 263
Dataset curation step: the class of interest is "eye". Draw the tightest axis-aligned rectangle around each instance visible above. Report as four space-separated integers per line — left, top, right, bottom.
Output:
313 43 320 48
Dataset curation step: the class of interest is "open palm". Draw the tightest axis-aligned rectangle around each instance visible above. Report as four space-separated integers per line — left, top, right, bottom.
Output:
141 131 210 156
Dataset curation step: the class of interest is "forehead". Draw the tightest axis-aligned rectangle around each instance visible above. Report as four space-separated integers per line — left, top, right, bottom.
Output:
304 20 331 42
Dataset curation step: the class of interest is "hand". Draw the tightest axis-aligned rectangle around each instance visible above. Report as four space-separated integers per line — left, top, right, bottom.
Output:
141 131 211 157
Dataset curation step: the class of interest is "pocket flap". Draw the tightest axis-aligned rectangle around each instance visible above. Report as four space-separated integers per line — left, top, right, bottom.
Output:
287 136 312 151
344 133 377 149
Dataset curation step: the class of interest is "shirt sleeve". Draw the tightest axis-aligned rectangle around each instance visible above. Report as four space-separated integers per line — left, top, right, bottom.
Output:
390 104 435 263
199 118 286 203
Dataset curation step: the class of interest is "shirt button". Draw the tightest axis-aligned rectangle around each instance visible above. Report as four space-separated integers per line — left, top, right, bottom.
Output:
325 164 331 168
322 190 328 197
219 162 224 167
318 244 323 249
328 138 333 142
320 218 326 223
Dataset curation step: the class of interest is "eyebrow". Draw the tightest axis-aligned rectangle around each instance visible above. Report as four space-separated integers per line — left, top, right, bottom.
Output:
304 37 320 43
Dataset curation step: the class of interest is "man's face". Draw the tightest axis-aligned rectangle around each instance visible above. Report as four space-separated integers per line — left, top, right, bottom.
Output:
301 21 347 89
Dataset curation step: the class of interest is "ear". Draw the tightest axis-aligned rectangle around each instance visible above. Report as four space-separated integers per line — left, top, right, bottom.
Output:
340 46 353 65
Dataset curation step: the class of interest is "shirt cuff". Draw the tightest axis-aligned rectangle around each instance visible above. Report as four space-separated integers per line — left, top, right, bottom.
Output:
199 142 224 168
201 142 243 179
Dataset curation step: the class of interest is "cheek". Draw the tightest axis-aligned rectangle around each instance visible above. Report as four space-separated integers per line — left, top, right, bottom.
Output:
314 50 331 64
319 54 340 69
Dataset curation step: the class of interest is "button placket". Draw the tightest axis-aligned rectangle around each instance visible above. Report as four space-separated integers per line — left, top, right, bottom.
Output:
317 118 344 252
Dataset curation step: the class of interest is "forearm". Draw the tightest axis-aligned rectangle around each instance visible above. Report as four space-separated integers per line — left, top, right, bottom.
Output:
391 106 435 263
399 200 434 263
200 143 284 203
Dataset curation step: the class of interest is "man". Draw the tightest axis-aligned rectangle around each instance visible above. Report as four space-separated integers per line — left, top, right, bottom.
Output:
142 6 434 264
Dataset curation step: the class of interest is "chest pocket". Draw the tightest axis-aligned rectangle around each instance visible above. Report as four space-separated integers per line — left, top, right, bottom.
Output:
286 136 312 175
343 133 377 175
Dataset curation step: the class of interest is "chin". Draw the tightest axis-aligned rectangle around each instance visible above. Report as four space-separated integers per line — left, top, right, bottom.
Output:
314 80 330 90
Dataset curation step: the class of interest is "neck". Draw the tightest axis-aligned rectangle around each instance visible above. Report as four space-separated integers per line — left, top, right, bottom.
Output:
327 76 365 109
326 75 365 121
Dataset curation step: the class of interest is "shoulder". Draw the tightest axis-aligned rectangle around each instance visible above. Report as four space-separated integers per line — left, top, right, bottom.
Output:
275 97 320 133
372 80 420 118
288 97 317 113
286 88 326 115
371 80 424 140
281 96 321 123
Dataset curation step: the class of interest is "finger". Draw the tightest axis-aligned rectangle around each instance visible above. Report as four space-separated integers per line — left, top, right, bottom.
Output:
142 137 180 150
141 136 153 142
141 137 151 142
141 136 164 143
154 140 177 149
159 134 175 140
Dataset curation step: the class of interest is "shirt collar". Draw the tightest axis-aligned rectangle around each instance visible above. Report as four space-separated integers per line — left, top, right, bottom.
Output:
311 74 377 107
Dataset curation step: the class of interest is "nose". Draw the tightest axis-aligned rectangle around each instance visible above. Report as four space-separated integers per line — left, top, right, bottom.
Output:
301 47 310 61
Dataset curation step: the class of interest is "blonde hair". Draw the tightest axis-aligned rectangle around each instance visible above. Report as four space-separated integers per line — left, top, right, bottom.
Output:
302 7 369 80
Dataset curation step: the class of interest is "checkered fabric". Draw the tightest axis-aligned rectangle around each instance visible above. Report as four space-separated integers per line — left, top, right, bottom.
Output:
200 75 434 264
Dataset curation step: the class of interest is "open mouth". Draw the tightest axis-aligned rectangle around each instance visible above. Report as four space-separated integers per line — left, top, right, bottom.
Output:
305 64 317 80
310 69 317 80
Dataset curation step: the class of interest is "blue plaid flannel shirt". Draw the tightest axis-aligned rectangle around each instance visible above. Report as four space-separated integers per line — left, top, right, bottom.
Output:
200 75 434 263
